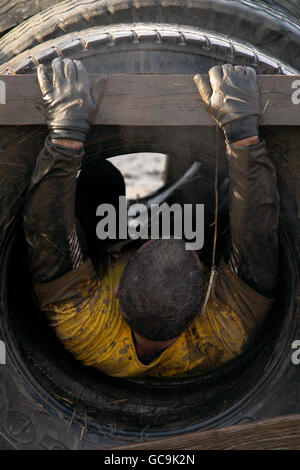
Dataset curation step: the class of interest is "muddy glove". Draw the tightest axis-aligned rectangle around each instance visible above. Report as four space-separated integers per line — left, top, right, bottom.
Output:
194 64 260 143
37 57 103 143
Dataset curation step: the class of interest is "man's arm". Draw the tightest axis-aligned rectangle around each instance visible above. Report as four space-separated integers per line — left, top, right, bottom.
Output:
226 137 279 298
24 137 87 283
24 58 102 283
194 64 279 298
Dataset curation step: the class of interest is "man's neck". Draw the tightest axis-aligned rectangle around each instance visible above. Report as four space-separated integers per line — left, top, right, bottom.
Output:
133 331 178 363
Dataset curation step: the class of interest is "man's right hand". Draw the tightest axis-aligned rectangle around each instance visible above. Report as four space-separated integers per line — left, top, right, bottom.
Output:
37 58 104 143
194 64 260 144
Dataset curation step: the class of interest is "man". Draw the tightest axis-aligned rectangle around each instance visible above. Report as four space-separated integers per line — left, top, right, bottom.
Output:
23 58 279 378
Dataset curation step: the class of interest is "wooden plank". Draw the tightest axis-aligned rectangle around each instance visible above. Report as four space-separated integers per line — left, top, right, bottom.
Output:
0 74 299 126
112 414 300 450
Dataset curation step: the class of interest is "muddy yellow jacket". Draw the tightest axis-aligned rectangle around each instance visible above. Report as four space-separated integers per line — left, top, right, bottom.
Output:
34 254 273 378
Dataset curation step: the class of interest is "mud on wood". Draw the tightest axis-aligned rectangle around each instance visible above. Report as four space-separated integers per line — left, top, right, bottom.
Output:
112 414 300 450
0 74 299 126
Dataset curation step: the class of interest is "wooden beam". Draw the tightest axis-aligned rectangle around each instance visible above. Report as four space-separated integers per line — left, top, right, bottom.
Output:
111 414 300 450
0 74 299 126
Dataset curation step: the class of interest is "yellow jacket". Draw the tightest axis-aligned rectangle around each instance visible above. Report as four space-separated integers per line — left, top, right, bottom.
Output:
34 254 273 378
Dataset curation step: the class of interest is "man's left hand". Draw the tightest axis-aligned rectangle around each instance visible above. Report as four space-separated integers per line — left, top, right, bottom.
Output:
194 64 260 144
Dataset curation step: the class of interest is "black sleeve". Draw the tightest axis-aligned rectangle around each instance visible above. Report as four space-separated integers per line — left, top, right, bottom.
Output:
225 140 280 298
23 136 89 284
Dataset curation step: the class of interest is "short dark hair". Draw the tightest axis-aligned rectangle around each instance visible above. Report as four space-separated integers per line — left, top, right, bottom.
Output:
118 239 206 341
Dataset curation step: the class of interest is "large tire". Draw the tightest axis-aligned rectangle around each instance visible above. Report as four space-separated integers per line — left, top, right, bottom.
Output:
0 1 298 42
0 7 299 450
0 0 63 36
255 0 300 19
0 0 299 68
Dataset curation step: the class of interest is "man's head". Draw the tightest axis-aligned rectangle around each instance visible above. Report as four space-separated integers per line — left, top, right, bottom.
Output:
118 239 206 341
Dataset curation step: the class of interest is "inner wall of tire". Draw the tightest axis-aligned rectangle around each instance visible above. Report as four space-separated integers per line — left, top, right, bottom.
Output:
1 26 298 434
2 206 293 434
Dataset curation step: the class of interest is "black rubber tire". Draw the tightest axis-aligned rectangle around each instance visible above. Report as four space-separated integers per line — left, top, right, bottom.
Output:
0 0 63 36
0 17 300 450
255 0 300 19
0 0 300 69
0 1 298 42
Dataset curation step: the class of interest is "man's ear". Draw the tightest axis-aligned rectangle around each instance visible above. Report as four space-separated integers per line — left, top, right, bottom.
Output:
114 283 120 298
